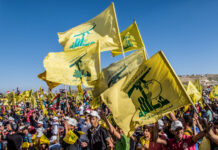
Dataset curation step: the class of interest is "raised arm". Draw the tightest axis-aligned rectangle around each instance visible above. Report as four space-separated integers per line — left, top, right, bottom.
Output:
100 110 121 140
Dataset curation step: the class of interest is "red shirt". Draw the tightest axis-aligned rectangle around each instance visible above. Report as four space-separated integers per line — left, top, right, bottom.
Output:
26 110 34 123
168 135 195 150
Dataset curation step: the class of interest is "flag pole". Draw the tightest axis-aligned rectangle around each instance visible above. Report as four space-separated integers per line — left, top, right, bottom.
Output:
65 85 67 100
134 20 149 60
160 51 200 117
112 3 126 61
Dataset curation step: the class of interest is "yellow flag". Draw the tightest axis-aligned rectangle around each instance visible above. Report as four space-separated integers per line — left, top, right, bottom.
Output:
38 71 60 90
93 49 144 97
44 41 100 87
58 3 122 52
40 134 50 145
63 130 78 144
186 81 202 104
77 84 83 95
193 79 203 95
209 85 218 99
111 21 145 57
90 96 102 110
101 51 191 136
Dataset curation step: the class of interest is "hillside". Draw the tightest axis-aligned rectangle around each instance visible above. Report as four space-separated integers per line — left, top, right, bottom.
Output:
179 74 218 87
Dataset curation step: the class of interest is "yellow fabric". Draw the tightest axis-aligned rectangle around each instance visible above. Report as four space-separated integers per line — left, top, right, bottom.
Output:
6 91 16 105
101 51 191 136
111 21 145 57
42 103 48 116
90 96 102 110
99 119 108 129
58 3 122 52
38 71 60 90
184 127 193 136
209 85 218 99
139 136 150 147
186 81 202 104
63 130 78 144
30 96 37 108
77 131 85 135
22 142 30 148
193 79 203 95
199 137 210 150
93 49 144 97
77 84 83 95
44 41 100 87
40 134 50 145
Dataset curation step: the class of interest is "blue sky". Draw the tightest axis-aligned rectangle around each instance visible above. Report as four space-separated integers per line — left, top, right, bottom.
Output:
0 0 218 92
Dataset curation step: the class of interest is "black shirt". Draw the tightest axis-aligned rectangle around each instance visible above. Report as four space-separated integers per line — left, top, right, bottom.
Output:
87 125 110 150
3 134 23 150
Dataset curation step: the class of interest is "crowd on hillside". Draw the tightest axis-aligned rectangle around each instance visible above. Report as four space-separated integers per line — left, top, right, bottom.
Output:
0 89 217 150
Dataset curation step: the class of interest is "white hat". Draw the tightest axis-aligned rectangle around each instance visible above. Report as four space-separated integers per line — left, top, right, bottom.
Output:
36 128 44 137
50 136 57 143
64 116 70 120
19 126 25 130
171 120 183 131
53 117 58 121
67 118 77 126
37 132 43 138
37 121 43 125
9 117 14 121
90 111 100 119
158 119 164 129
85 109 91 114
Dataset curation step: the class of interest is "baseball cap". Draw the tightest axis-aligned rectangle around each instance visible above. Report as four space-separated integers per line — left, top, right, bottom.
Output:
37 121 43 125
90 111 100 119
67 118 77 126
9 117 14 121
171 120 183 131
53 117 58 121
64 116 70 120
85 109 92 114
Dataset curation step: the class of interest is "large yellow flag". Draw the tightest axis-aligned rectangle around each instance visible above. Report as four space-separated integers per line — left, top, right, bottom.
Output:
38 71 60 90
44 41 100 87
58 3 122 52
209 85 218 99
101 51 191 136
193 79 203 95
93 49 145 97
186 81 202 104
111 21 145 57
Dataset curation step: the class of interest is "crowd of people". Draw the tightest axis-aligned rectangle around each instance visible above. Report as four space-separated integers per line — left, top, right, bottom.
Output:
0 89 217 150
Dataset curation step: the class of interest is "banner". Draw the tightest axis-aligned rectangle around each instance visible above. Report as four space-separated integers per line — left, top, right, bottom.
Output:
209 85 218 99
38 71 60 90
193 79 203 95
101 51 191 136
186 81 202 104
58 3 122 52
93 49 144 97
44 41 100 87
111 21 145 57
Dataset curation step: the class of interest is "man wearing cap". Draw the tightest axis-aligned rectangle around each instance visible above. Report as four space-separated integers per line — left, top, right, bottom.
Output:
82 111 113 150
62 118 80 150
49 117 61 150
8 117 17 131
156 120 206 150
